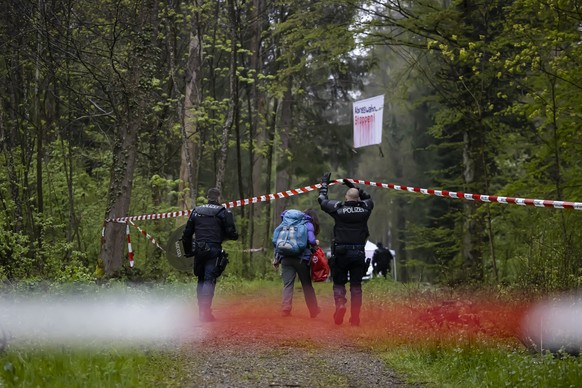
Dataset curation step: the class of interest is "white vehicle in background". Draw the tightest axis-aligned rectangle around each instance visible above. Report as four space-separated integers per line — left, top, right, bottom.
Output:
363 240 376 280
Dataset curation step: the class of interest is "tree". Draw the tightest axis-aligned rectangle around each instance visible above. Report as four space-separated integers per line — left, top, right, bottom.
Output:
94 0 161 276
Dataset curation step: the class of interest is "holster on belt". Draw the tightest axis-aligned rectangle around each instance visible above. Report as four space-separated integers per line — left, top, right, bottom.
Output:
334 245 347 255
213 250 229 277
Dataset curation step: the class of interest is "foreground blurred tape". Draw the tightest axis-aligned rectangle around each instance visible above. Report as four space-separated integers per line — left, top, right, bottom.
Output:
0 292 199 347
520 293 582 356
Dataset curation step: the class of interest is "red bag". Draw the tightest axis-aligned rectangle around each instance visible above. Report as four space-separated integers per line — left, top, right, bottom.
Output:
310 246 330 282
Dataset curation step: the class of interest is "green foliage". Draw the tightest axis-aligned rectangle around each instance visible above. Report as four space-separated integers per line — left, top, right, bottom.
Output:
0 347 186 387
381 343 582 387
351 0 582 288
364 282 582 386
488 206 582 291
1 0 581 290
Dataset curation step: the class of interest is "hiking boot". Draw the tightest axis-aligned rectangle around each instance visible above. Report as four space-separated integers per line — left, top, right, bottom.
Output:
281 310 291 317
310 307 321 319
333 304 346 325
349 316 360 326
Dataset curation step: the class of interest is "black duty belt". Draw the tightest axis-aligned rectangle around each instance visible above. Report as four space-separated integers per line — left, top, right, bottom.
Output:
203 242 222 246
335 244 365 250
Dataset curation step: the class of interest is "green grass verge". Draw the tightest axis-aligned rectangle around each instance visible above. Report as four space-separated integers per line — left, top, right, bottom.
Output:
0 347 186 387
0 277 278 387
362 278 582 387
378 342 582 387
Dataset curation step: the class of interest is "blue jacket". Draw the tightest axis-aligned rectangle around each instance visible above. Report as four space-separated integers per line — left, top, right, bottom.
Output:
275 210 317 262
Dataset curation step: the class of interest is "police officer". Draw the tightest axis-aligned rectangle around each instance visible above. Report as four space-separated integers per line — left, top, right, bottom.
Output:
318 173 373 326
182 187 239 322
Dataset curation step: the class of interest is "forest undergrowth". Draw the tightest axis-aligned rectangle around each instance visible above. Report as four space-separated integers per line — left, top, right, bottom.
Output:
0 278 580 387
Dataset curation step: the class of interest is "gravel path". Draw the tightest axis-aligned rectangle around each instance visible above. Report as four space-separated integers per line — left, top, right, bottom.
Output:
178 287 409 387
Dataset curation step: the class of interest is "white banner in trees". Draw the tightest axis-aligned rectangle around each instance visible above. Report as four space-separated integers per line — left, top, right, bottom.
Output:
353 94 384 148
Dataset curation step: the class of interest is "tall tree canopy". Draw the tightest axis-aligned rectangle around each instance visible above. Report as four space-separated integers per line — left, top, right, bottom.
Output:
1 0 580 289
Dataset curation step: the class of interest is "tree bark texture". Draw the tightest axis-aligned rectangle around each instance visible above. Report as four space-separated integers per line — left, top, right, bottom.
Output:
100 2 151 277
461 129 484 282
179 23 203 210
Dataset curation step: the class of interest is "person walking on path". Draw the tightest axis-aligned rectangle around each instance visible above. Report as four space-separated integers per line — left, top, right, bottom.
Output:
273 208 321 318
372 242 392 279
318 173 374 326
182 187 239 322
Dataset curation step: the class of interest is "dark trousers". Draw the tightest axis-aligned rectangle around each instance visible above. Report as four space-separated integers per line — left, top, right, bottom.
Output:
332 250 366 319
195 245 222 314
281 256 319 316
373 262 389 278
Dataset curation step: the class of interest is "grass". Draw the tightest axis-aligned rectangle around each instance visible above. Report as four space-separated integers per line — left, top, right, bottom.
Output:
0 346 187 387
1 278 581 387
361 278 582 387
0 277 274 387
378 342 582 387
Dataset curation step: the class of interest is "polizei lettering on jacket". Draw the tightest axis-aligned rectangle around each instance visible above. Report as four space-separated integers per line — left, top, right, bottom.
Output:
337 206 367 214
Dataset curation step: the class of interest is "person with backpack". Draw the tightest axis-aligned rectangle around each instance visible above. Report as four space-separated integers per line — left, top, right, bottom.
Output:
372 242 392 279
182 188 239 322
272 208 321 318
318 173 374 326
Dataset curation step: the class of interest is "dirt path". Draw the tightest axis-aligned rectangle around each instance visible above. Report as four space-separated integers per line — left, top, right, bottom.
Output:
178 287 409 387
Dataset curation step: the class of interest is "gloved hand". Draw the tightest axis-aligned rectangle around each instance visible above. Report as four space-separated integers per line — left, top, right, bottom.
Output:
359 188 371 200
321 172 331 186
320 172 331 198
343 178 356 189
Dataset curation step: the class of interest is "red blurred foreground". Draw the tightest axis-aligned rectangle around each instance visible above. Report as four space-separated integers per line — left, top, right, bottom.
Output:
184 287 531 347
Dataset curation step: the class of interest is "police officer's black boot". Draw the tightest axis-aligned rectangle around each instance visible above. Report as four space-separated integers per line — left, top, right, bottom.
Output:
334 304 346 325
349 284 362 326
199 310 215 322
198 300 215 322
333 284 347 325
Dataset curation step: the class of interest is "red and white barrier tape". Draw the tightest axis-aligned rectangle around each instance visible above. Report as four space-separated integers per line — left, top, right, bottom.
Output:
128 220 165 252
223 183 323 209
105 179 581 225
106 178 580 267
344 179 582 210
126 224 134 268
104 183 332 223
106 209 193 224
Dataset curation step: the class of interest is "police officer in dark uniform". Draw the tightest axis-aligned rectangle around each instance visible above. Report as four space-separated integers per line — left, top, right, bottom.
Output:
182 187 238 322
318 173 374 326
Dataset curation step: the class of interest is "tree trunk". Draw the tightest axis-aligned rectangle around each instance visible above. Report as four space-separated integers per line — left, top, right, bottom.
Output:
274 79 293 221
248 0 269 269
179 21 203 209
99 3 150 277
461 128 484 282
215 0 238 191
33 0 44 268
101 117 140 276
